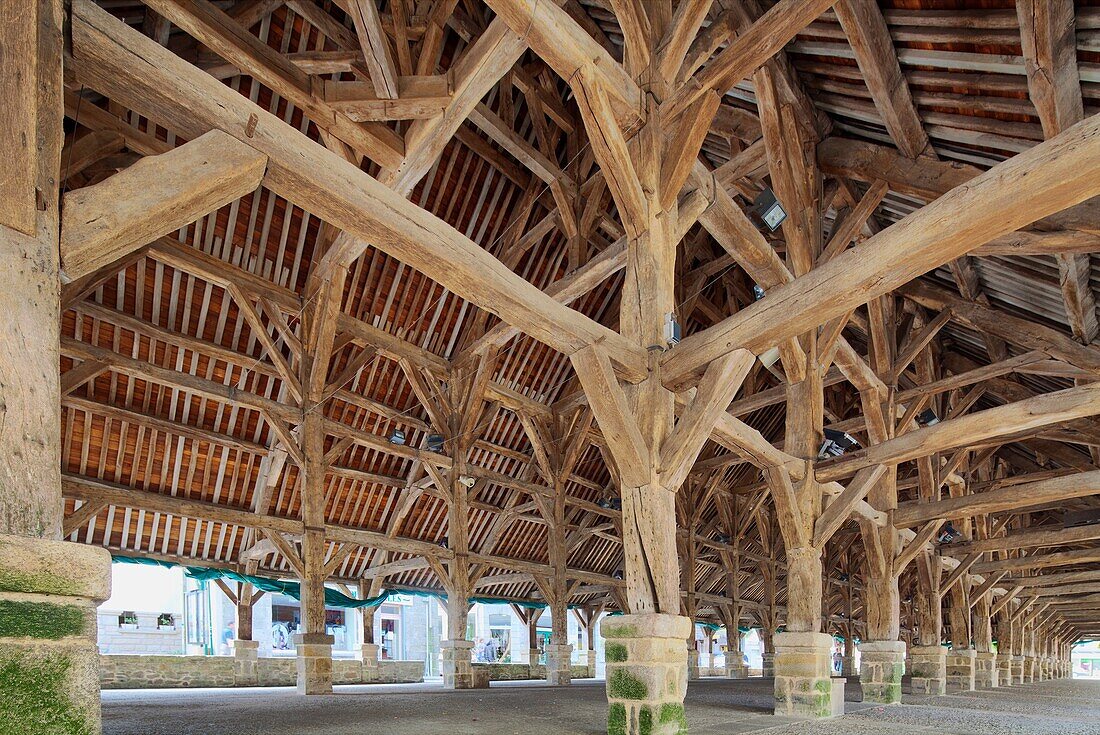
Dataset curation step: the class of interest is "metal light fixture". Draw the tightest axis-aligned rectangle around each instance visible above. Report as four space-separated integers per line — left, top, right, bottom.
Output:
916 409 940 427
937 523 962 545
458 475 476 488
612 569 624 581
663 312 681 346
753 187 788 232
818 428 860 460
426 434 445 452
388 429 406 445
752 284 766 301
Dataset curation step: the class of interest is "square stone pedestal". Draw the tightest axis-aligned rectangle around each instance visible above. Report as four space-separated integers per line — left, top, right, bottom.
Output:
587 649 598 678
774 632 844 719
946 648 976 691
761 652 775 678
859 641 905 704
975 651 998 688
441 639 476 689
0 534 112 735
687 649 700 680
841 655 858 677
909 645 947 695
295 633 334 694
360 643 379 665
602 613 690 735
231 639 259 685
545 643 573 686
997 653 1014 687
1022 656 1035 683
1012 655 1025 684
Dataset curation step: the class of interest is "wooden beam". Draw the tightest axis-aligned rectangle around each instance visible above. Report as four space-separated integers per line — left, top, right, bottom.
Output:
0 1 37 235
973 547 1100 575
944 523 1100 556
833 0 931 159
664 0 838 121
893 519 945 578
812 464 888 548
346 0 398 99
818 380 1100 482
142 0 403 168
71 0 648 381
902 280 1100 374
893 470 1100 527
663 115 1100 385
59 129 266 281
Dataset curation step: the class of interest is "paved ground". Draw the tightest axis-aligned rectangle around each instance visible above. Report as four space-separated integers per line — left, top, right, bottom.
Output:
102 676 1100 735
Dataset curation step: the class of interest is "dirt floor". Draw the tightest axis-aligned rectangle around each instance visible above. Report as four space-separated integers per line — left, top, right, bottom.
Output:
102 676 1100 735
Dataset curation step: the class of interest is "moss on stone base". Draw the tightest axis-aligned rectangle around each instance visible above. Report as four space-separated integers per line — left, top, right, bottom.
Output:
659 703 688 733
0 601 85 640
638 705 652 735
602 624 637 638
0 653 93 735
608 702 627 735
609 669 648 700
606 643 628 663
0 569 72 597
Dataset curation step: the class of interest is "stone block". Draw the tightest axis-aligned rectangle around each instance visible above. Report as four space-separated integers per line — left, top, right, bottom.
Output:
441 639 475 690
231 639 259 686
974 651 997 689
603 614 689 735
859 640 905 704
908 645 947 696
946 648 976 692
773 632 842 719
294 633 333 695
686 649 700 681
545 643 573 686
0 533 111 735
761 652 775 678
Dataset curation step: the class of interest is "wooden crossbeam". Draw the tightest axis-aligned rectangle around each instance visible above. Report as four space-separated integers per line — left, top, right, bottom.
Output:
944 524 1100 556
973 547 1100 575
893 519 944 578
812 464 887 548
663 115 1100 385
59 129 266 281
817 383 1100 482
893 470 1100 527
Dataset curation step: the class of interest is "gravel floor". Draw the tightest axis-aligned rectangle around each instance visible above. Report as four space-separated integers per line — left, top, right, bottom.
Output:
101 676 1100 735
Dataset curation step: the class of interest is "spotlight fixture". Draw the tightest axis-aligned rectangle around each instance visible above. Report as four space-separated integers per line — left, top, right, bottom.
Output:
916 409 940 427
715 534 731 545
663 312 682 347
426 433 445 452
752 284 766 301
597 498 613 509
818 428 860 460
937 523 962 545
458 475 476 488
388 429 406 445
612 569 624 581
753 187 788 232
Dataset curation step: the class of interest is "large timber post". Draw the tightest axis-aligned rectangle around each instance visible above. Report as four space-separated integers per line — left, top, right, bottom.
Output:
0 2 112 733
520 408 595 687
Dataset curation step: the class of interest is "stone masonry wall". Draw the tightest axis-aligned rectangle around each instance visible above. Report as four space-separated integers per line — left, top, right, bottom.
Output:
471 662 590 681
100 655 423 689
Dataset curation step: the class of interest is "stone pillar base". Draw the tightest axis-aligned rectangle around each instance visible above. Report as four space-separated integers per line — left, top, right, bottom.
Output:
859 641 905 704
841 655 858 677
725 662 749 679
909 645 947 696
441 639 475 689
761 652 775 678
946 648 976 692
545 643 573 686
997 654 1014 688
687 649 700 680
1012 655 1025 684
1022 656 1035 683
603 613 690 735
975 651 997 688
294 633 334 695
587 649 597 678
774 632 844 719
231 639 260 685
0 535 111 735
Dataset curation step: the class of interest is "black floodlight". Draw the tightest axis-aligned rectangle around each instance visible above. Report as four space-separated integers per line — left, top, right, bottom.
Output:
916 409 940 427
819 428 860 459
753 187 788 232
426 434 445 452
388 429 406 445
